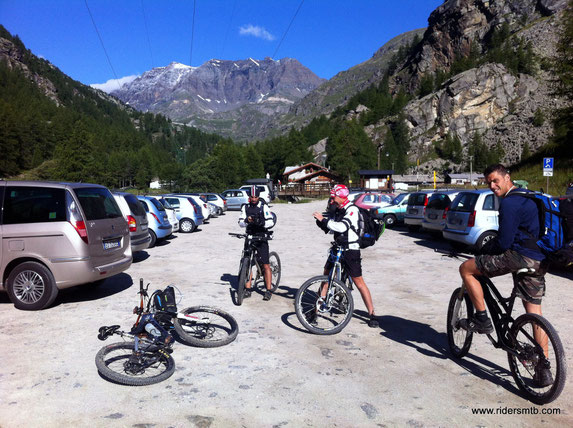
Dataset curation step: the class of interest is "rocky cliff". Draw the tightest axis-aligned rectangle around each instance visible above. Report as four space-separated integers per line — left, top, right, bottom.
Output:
363 0 570 171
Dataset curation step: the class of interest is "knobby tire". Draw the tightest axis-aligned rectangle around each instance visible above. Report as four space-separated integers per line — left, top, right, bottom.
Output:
95 342 175 386
446 287 474 358
173 306 239 348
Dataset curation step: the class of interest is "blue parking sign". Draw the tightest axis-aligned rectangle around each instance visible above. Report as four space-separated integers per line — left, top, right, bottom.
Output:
543 158 554 169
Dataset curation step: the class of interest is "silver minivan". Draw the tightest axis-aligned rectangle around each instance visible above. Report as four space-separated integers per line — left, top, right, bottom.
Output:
404 190 435 231
0 181 132 310
422 190 461 233
443 189 500 250
112 192 151 253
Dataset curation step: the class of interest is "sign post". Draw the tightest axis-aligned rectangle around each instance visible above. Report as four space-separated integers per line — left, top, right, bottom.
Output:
543 157 553 194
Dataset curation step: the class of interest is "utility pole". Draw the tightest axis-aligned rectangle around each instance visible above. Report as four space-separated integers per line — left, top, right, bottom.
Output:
469 155 473 188
377 145 382 170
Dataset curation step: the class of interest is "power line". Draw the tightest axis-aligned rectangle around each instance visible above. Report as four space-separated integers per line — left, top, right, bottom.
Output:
140 0 155 69
272 0 305 60
84 0 121 91
189 0 196 66
220 0 238 59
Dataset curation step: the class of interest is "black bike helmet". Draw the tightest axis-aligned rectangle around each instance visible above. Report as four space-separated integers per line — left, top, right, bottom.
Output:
249 185 261 197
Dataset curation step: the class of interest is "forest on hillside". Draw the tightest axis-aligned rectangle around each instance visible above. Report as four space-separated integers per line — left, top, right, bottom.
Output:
1 2 572 192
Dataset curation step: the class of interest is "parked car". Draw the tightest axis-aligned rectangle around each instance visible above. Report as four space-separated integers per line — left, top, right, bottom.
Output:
147 196 179 233
221 189 249 210
113 192 151 253
161 195 204 233
421 190 461 233
375 193 410 226
348 188 366 202
443 189 500 251
0 181 132 310
355 192 395 210
201 193 227 215
239 184 271 203
404 190 435 231
137 196 173 247
171 193 211 221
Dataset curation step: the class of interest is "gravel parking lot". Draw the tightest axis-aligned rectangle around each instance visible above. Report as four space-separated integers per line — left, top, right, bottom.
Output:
1 199 572 427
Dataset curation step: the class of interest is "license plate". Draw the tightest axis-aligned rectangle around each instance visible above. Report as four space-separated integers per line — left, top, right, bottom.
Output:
103 239 120 250
409 209 418 214
141 225 148 231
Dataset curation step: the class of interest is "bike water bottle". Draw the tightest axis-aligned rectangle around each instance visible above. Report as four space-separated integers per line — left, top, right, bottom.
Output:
144 321 162 338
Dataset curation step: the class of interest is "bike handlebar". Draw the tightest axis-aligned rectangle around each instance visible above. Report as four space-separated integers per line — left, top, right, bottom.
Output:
228 232 273 240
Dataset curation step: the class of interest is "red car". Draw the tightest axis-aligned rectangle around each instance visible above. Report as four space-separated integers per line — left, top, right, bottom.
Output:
354 192 396 210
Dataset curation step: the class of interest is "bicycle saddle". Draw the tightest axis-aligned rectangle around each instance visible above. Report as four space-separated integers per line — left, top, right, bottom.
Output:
97 325 121 341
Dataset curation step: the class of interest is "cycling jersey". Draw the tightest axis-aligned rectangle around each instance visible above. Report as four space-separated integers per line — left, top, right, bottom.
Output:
239 200 274 235
322 199 360 250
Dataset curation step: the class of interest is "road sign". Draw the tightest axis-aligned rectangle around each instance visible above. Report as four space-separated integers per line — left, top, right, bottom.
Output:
543 157 554 177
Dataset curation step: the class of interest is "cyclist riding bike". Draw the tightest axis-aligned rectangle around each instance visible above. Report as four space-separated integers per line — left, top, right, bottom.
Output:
239 185 276 301
458 163 551 387
313 184 379 328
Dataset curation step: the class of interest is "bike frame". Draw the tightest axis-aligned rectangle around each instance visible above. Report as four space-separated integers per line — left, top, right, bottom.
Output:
459 271 546 361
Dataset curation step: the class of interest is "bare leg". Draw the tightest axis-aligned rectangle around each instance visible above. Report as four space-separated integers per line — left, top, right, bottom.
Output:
263 264 272 291
459 258 486 312
351 276 374 316
523 300 548 358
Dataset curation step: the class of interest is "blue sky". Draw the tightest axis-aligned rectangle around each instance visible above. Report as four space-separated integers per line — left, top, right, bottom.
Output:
1 0 443 91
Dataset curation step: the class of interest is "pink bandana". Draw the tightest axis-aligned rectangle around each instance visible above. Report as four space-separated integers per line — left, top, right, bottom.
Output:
330 184 349 198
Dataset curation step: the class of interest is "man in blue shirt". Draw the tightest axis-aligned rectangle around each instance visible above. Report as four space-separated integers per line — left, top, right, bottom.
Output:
458 164 551 386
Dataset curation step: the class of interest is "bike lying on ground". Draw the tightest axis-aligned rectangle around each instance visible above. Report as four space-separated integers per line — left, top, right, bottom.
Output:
294 243 355 335
229 232 281 305
96 279 239 386
437 249 566 404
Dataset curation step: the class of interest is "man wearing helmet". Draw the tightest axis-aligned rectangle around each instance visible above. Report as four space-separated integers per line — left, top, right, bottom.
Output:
239 185 276 301
313 184 379 328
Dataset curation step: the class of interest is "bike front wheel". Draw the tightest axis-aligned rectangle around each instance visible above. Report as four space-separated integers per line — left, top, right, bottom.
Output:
95 342 175 386
507 313 567 404
174 306 239 348
269 251 281 291
294 275 354 335
236 256 249 306
446 287 474 358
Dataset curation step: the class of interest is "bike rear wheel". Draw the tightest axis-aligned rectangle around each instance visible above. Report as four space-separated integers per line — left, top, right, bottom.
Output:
95 342 175 386
507 313 567 404
446 287 474 358
174 306 239 348
294 275 354 335
236 256 249 305
254 252 281 293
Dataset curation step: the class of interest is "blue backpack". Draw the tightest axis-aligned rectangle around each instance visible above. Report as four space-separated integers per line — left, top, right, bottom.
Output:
510 191 573 267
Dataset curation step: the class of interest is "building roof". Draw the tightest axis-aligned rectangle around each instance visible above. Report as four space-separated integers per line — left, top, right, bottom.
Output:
358 170 394 177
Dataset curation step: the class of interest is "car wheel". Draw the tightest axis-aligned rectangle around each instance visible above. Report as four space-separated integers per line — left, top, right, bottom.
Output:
180 218 196 233
475 231 497 251
6 262 59 310
148 230 157 248
383 214 397 226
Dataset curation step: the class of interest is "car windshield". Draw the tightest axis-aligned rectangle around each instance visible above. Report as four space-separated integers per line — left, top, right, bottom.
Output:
427 194 451 210
392 194 407 205
450 193 479 212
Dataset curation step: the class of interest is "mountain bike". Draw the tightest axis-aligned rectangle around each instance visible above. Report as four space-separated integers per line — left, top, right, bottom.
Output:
229 232 281 305
437 249 567 404
294 243 355 335
96 279 239 386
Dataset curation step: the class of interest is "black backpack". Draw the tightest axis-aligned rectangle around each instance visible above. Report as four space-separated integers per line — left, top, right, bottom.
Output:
153 286 177 313
349 205 386 249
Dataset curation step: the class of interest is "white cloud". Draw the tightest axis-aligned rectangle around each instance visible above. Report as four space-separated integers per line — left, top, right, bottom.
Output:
90 75 139 93
239 24 275 41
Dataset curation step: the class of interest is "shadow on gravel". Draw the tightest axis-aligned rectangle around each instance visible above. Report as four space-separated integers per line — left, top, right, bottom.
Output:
132 251 150 263
448 352 521 397
281 311 309 334
54 272 134 306
377 314 449 359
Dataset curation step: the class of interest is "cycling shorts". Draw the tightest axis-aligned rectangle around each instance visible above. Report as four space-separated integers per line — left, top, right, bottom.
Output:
475 249 547 305
325 249 362 278
253 240 270 265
